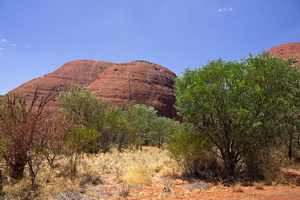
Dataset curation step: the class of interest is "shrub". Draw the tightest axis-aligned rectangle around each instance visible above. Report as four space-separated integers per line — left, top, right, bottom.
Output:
0 91 56 182
63 126 100 178
244 148 285 184
167 124 214 177
57 84 111 153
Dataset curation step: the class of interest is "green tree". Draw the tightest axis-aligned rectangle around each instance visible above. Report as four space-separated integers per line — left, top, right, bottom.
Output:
63 126 100 178
57 84 110 129
101 107 136 152
175 54 300 178
123 104 157 149
277 112 300 163
150 117 180 148
124 103 180 149
57 84 111 152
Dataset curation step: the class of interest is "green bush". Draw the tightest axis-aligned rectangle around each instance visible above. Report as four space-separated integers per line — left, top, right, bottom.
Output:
167 124 214 176
63 126 100 178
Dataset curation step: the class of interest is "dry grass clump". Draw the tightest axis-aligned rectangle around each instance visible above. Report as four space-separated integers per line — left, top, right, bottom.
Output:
3 160 80 199
40 178 79 198
121 164 153 186
232 182 244 193
158 163 182 178
84 147 182 186
119 183 130 197
253 181 265 190
86 147 182 178
3 178 34 199
264 170 285 186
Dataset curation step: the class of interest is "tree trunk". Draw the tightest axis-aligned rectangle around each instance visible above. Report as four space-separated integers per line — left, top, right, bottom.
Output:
286 132 294 162
225 160 237 178
47 154 57 169
0 170 3 196
288 139 293 160
118 143 123 152
9 159 27 180
222 151 238 179
70 158 77 179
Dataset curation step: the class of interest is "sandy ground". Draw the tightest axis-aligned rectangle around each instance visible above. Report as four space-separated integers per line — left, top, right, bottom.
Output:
55 170 300 200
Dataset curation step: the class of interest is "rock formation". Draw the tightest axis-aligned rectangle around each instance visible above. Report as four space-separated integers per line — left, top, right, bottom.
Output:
267 42 300 64
90 61 177 118
8 60 178 119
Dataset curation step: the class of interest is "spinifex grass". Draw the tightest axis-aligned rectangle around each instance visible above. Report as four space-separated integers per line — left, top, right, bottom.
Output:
3 147 181 199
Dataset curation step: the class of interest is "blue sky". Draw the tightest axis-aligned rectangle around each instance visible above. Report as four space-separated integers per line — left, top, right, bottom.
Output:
0 0 299 94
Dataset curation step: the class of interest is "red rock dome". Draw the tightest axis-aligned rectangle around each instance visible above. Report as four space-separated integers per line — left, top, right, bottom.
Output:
90 61 177 118
9 60 113 113
267 42 300 64
8 60 178 119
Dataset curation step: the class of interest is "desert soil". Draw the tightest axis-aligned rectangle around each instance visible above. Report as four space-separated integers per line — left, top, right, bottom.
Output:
55 170 300 200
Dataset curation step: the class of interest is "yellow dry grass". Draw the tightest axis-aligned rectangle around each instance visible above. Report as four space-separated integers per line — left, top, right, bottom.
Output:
2 147 182 199
121 164 153 186
232 182 244 193
253 181 265 190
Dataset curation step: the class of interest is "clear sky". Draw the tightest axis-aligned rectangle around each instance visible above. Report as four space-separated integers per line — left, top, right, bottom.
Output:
0 0 299 95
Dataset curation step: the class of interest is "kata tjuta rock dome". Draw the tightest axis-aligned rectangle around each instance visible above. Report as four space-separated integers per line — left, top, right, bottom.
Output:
267 42 300 64
90 61 177 118
8 60 178 119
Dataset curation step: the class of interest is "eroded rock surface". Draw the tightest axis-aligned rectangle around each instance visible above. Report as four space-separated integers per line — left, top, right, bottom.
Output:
90 61 177 118
9 60 178 118
267 42 300 64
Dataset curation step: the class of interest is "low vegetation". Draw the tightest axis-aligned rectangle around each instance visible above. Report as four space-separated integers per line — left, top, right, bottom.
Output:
2 147 181 199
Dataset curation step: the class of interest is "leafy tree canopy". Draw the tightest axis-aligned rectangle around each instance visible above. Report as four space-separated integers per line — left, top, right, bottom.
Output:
175 53 300 177
57 84 110 129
